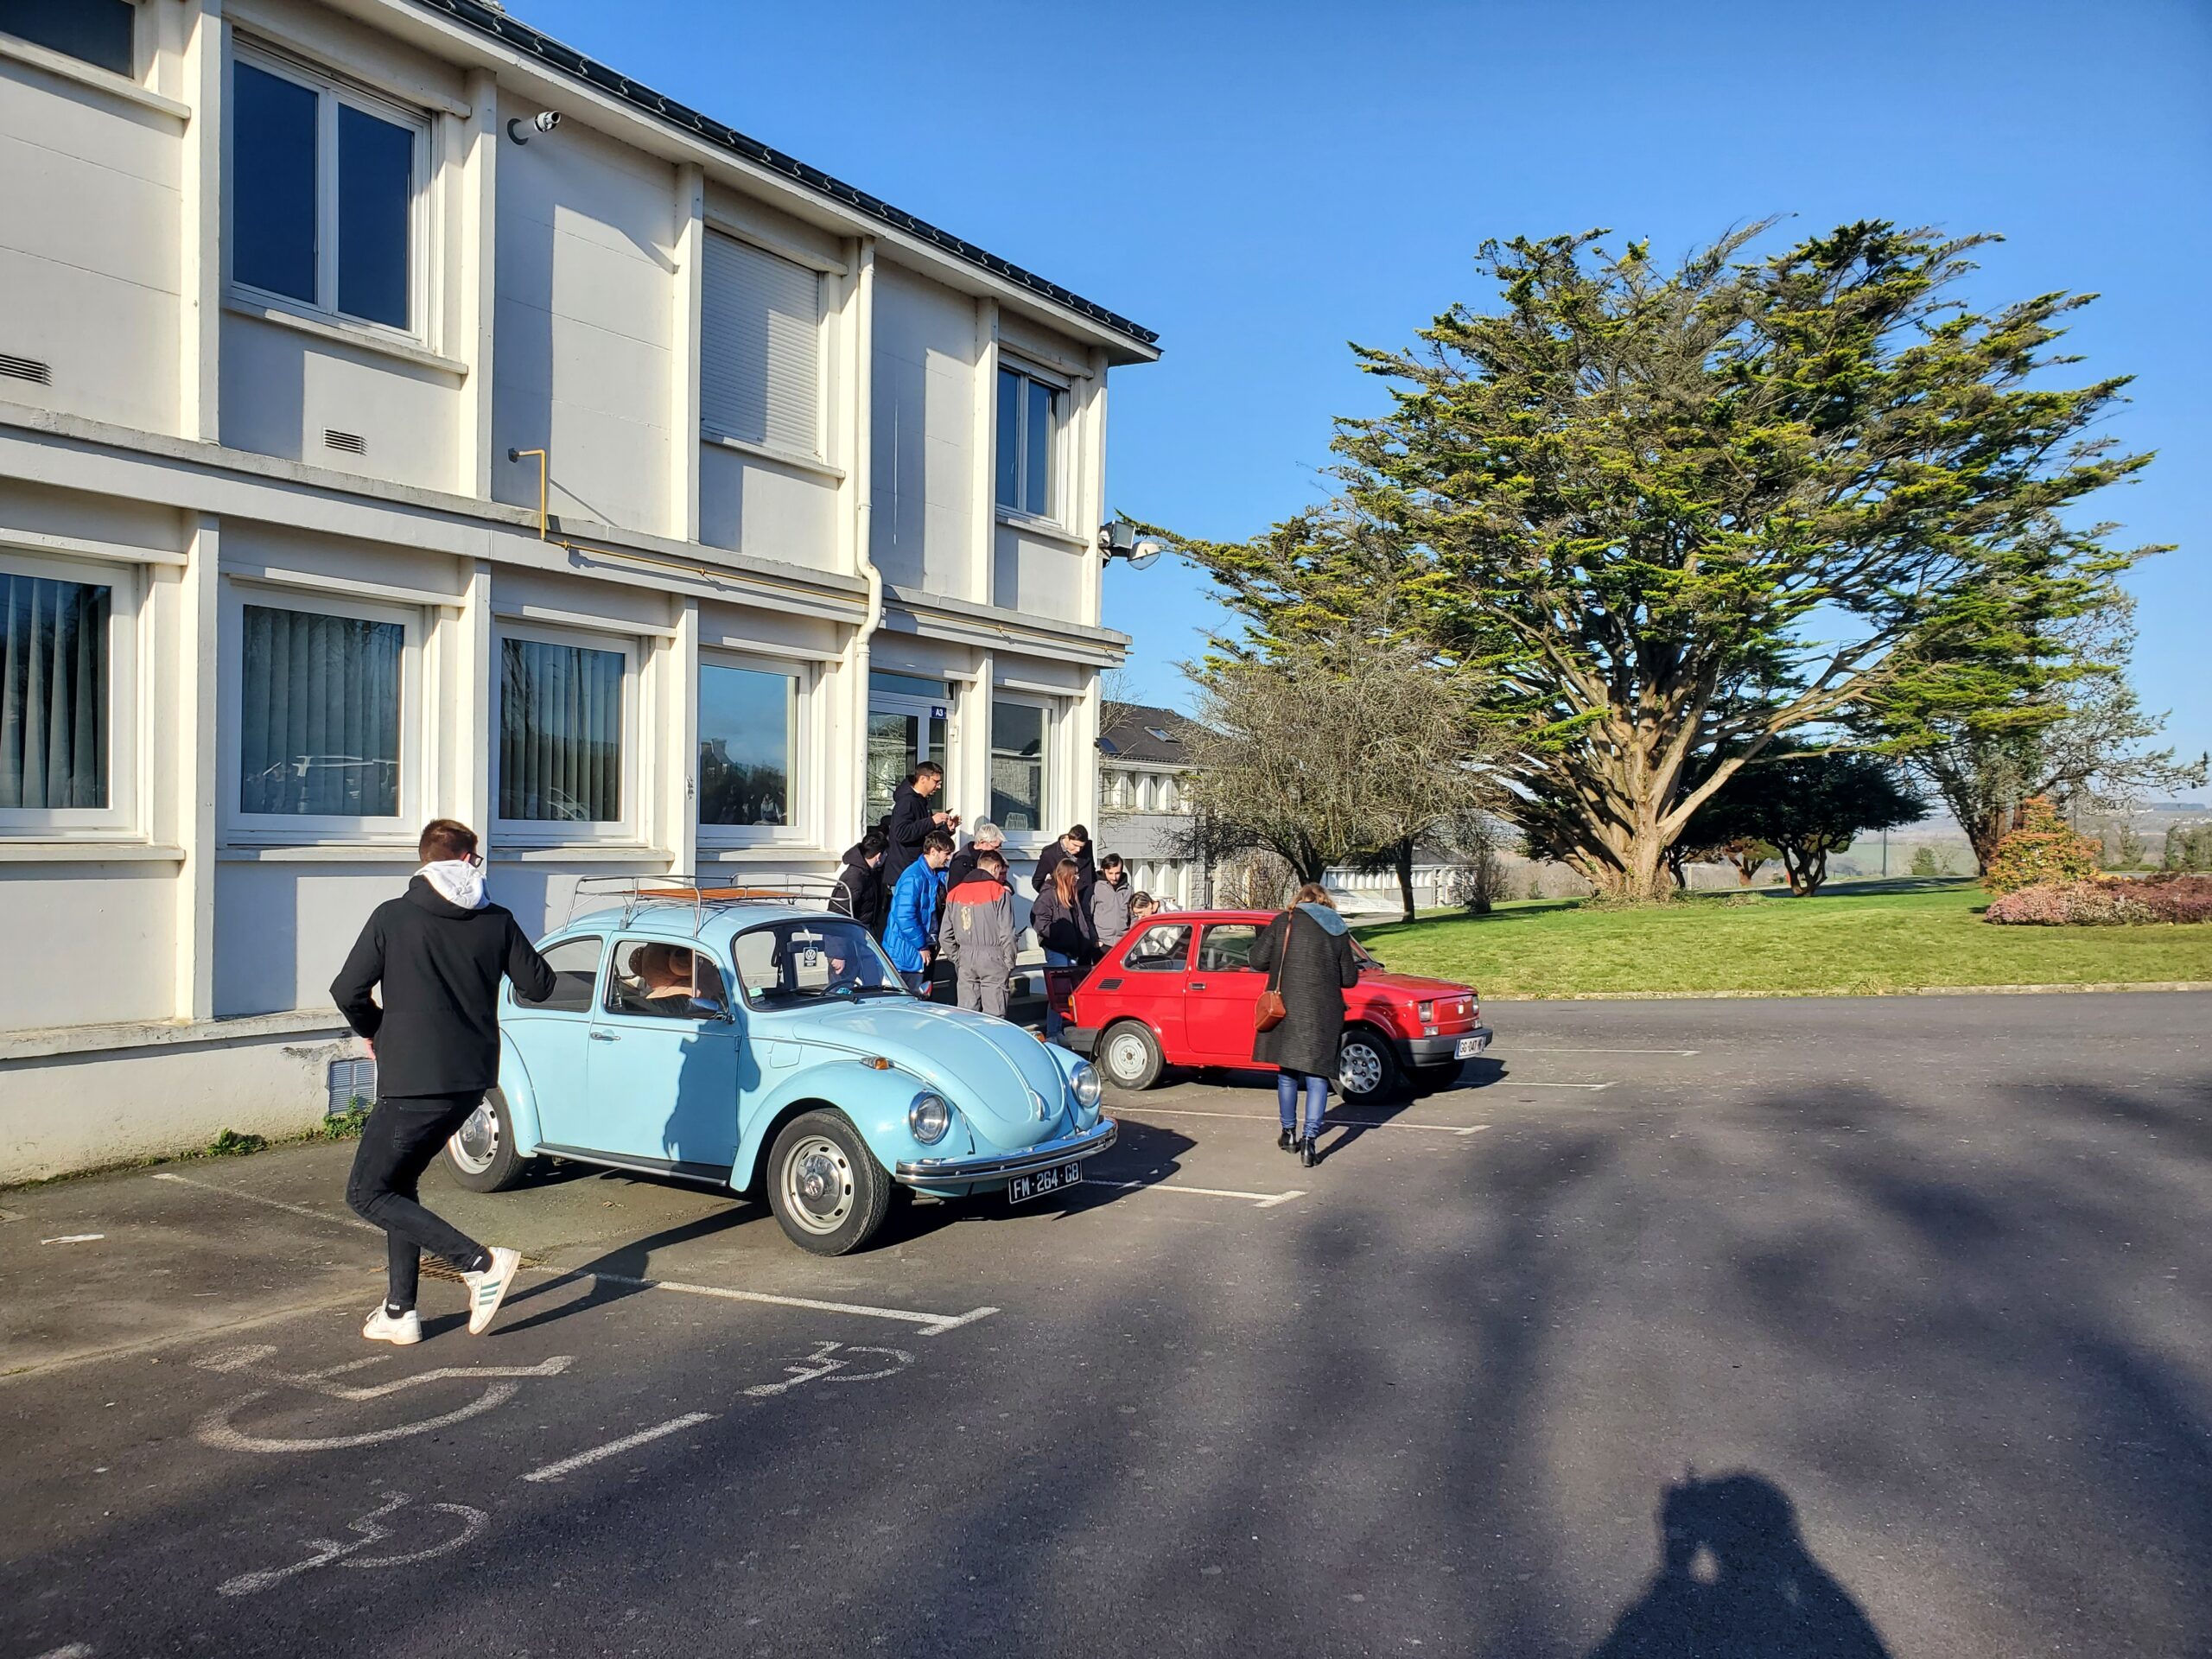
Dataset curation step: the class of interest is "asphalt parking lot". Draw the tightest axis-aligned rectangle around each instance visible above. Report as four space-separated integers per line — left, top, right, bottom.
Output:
3 992 2208 1659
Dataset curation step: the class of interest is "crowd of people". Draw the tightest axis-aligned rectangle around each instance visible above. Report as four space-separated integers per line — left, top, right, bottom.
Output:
827 760 1167 1038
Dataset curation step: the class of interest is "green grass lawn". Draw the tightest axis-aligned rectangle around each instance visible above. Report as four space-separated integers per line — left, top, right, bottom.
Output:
1350 877 2212 998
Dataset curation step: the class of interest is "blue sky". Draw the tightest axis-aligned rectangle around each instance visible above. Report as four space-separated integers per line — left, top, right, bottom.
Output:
519 0 2210 788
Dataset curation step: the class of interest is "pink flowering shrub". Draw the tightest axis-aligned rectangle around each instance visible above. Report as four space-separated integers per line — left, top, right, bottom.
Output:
1985 874 2212 925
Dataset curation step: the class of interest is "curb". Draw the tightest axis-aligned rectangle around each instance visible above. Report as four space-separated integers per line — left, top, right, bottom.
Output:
1482 982 2212 1002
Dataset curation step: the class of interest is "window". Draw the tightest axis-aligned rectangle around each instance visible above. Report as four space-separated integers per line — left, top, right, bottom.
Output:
237 602 404 823
606 938 730 1021
730 918 905 1006
1135 775 1155 813
531 936 605 1014
1 569 110 815
1197 924 1262 973
698 660 798 837
990 699 1047 833
701 232 823 457
0 0 132 73
229 51 424 333
497 634 629 832
995 367 1061 518
1157 776 1179 812
1122 922 1193 971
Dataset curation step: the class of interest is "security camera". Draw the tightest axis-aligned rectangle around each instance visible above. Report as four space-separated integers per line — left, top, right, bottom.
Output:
505 111 562 144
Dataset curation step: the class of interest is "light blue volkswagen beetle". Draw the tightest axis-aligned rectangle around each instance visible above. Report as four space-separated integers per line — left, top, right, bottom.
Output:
442 882 1116 1255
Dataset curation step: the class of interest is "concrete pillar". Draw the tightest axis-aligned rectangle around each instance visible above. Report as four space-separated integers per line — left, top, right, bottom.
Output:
970 297 999 606
670 163 704 542
173 514 219 1020
455 68 500 497
176 0 224 442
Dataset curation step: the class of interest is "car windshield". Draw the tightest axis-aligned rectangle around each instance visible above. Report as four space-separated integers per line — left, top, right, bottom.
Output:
730 918 909 1006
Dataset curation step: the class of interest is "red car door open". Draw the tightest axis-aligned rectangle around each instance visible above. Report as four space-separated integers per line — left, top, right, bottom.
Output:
1182 920 1269 1065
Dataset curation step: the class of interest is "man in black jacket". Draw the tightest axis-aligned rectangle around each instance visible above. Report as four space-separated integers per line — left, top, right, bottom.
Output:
830 830 889 937
944 818 1007 891
332 819 556 1345
881 762 957 886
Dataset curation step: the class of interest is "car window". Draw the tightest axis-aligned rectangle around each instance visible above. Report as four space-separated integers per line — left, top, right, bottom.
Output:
1197 923 1262 972
731 918 907 1006
531 936 603 1013
1122 922 1193 972
604 938 731 1021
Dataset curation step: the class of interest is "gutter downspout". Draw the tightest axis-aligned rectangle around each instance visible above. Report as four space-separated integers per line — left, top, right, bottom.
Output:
851 238 882 842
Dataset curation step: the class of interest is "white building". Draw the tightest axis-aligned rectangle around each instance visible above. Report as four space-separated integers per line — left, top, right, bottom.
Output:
1096 700 1205 905
0 0 1158 1180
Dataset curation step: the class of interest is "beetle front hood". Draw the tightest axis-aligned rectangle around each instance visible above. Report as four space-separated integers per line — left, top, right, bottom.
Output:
795 1001 1075 1146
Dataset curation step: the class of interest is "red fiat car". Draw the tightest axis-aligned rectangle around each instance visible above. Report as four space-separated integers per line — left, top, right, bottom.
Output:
1058 909 1491 1104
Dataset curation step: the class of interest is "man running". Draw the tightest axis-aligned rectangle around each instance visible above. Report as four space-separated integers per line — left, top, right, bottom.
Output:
332 819 556 1344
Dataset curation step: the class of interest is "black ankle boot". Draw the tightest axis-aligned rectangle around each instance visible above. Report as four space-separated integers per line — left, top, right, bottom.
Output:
1278 1127 1296 1152
1300 1135 1319 1167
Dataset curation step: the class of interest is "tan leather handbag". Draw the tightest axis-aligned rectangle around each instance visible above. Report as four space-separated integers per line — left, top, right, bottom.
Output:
1254 911 1296 1032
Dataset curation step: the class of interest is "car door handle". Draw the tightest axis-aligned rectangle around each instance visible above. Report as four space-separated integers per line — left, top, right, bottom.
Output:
1189 981 1206 990
589 1031 619 1042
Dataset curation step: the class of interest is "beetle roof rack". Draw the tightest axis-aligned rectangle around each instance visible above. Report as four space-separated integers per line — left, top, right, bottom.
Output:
564 874 841 933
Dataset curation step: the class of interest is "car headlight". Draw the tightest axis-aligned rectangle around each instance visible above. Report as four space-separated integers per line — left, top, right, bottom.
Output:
1068 1062 1103 1112
907 1091 952 1145
1417 1000 1436 1023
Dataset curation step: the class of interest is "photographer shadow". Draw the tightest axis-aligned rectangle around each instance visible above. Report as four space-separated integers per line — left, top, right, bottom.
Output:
1586 1471 1892 1659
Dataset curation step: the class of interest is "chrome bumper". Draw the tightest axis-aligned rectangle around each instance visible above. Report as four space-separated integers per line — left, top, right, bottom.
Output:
893 1116 1117 1185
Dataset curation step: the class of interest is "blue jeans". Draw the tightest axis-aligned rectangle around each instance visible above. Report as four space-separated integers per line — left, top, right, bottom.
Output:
1276 1069 1327 1138
1042 949 1073 1039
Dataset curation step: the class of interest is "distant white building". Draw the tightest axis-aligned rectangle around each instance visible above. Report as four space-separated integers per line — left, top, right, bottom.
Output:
0 0 1158 1179
1096 702 1206 904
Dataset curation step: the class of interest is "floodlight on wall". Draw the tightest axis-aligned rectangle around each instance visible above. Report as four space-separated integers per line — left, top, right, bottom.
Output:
506 110 562 144
1098 520 1165 570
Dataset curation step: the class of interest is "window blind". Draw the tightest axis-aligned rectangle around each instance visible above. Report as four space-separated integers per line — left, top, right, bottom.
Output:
701 232 822 457
0 573 108 810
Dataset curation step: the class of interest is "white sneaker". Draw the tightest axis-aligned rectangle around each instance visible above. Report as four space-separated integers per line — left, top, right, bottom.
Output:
462 1246 522 1336
363 1306 422 1346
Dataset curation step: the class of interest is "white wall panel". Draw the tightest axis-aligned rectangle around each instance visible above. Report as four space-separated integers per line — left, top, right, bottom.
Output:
869 263 976 594
993 524 1084 622
213 863 404 1017
219 315 459 487
0 866 176 1031
697 446 837 568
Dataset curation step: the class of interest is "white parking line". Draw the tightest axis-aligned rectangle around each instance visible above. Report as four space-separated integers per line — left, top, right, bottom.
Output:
1128 1106 1491 1138
1506 1046 1699 1056
1497 1081 1618 1090
573 1271 997 1338
152 1170 380 1233
521 1413 715 1483
1097 1179 1306 1209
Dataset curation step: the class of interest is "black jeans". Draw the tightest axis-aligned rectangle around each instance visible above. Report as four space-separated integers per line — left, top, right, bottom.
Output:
345 1092 493 1312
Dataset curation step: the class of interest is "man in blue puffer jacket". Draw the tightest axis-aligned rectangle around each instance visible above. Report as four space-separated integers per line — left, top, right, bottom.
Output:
883 830 954 995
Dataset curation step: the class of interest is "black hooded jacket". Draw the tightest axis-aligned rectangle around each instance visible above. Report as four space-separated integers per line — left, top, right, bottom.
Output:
830 843 887 937
881 780 939 885
330 877 556 1097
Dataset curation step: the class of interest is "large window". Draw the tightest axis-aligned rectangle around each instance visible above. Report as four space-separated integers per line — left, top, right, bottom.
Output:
701 233 823 458
1 0 132 73
698 660 798 838
498 635 628 831
229 51 423 334
995 368 1061 518
1 569 109 815
237 601 404 823
989 699 1047 833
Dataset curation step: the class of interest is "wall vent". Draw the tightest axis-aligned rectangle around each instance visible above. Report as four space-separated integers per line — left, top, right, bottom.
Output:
323 429 367 455
327 1058 377 1117
0 353 53 386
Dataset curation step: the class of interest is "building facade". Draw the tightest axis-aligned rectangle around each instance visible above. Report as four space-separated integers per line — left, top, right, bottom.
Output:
0 0 1157 1179
1096 702 1205 905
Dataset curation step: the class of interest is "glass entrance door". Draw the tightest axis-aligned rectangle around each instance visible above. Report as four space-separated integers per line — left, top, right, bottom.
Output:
865 677 949 828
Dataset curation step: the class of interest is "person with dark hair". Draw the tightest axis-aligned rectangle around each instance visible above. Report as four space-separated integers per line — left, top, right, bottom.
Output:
1029 855 1099 1040
1249 881 1358 1168
883 828 955 995
941 849 1021 1017
882 762 957 886
1090 853 1133 949
331 820 556 1344
831 830 889 937
1030 823 1095 898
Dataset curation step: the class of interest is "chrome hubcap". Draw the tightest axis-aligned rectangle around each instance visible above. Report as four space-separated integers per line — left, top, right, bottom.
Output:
1105 1030 1150 1082
783 1135 854 1235
1338 1041 1384 1098
448 1103 499 1174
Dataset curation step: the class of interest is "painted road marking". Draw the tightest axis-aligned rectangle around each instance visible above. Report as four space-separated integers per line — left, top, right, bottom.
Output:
150 1170 999 1337
522 1413 716 1483
1130 1106 1491 1137
1488 1081 1618 1090
568 1270 996 1338
1097 1179 1306 1209
39 1234 104 1244
152 1170 381 1233
1504 1046 1700 1055
743 1339 912 1397
193 1344 575 1453
32 1646 93 1658
218 1492 489 1596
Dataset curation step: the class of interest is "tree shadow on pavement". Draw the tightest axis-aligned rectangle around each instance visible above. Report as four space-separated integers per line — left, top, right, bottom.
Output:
1584 1471 1892 1658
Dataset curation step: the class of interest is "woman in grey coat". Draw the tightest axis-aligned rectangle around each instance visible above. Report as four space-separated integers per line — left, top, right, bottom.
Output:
1248 883 1359 1167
